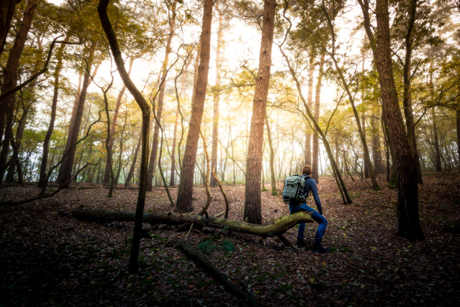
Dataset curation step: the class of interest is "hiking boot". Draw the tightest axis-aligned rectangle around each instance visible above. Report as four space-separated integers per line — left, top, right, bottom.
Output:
313 245 331 254
295 238 307 248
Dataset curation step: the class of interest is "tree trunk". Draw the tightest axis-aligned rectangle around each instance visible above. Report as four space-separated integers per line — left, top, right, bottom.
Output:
57 49 95 188
0 0 37 183
176 0 214 213
147 3 177 191
359 0 424 240
103 57 135 185
38 41 67 188
457 110 460 170
265 111 277 196
312 51 324 183
6 102 29 182
243 0 277 224
402 0 423 184
279 48 352 204
305 55 315 165
432 107 442 172
98 0 152 273
371 105 383 175
362 111 369 178
71 207 313 238
0 0 19 57
125 131 141 187
210 7 224 188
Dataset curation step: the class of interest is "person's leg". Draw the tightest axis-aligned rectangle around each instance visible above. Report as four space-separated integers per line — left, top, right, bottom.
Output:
289 204 306 239
289 203 310 245
308 209 329 253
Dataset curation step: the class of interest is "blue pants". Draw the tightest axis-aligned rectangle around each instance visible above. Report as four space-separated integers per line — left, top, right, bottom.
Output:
289 203 327 245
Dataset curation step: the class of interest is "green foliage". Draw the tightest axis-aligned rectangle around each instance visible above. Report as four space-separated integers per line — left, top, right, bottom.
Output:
197 237 234 254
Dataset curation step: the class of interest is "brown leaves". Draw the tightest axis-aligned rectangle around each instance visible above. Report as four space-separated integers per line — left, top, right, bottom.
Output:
0 176 460 306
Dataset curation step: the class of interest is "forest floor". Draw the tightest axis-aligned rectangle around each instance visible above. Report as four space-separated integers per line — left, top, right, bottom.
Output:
1 172 460 307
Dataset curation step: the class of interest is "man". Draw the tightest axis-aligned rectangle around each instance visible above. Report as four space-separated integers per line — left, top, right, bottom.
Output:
289 164 330 254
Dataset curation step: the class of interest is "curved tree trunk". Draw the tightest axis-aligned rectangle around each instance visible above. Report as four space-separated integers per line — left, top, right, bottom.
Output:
243 0 277 224
98 0 152 273
176 0 214 213
103 57 135 185
71 208 313 238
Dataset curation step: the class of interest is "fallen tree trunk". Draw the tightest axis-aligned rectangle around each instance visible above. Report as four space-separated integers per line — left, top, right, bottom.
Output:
174 240 261 306
71 207 313 238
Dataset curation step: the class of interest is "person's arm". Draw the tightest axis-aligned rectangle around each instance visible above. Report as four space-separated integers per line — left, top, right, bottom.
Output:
308 179 323 215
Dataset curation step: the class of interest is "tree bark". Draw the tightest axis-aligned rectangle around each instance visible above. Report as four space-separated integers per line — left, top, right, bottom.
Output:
0 0 20 57
38 41 67 188
210 6 224 188
0 0 37 183
6 102 29 182
402 0 422 184
71 207 313 238
312 51 324 183
243 0 277 224
57 48 95 188
147 2 177 191
358 0 424 240
371 104 383 175
176 0 214 213
265 111 277 196
98 0 152 273
103 57 135 185
305 55 315 165
457 110 460 170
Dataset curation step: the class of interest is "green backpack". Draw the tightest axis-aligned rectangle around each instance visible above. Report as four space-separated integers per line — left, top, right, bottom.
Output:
282 175 310 204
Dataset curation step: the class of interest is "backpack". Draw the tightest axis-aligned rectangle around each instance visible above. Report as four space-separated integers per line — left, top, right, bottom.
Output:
282 175 311 204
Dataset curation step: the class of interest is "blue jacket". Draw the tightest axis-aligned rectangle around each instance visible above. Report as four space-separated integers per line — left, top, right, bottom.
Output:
289 175 323 215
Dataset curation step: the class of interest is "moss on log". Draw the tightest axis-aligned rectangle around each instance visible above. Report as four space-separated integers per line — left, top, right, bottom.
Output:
71 207 313 238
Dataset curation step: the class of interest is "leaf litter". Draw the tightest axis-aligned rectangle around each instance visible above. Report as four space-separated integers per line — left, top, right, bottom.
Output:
0 173 459 306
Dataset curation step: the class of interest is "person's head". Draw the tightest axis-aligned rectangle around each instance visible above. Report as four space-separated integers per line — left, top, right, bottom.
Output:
302 164 312 175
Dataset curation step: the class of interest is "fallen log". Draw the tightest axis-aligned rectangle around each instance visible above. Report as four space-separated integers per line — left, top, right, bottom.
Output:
71 207 313 238
174 240 261 306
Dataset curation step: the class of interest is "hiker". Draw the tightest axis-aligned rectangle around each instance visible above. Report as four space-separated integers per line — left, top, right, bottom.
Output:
289 164 330 254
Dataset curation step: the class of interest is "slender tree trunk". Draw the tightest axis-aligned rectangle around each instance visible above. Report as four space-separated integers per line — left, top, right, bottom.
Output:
243 0 277 224
176 0 214 213
402 0 423 184
359 0 423 240
38 41 67 188
57 48 95 188
457 110 460 170
371 105 383 175
305 55 315 165
125 131 141 187
362 111 369 178
99 0 152 274
265 111 277 196
432 107 442 172
312 51 324 183
147 3 177 191
0 0 37 183
104 57 135 185
6 104 29 182
210 6 224 188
